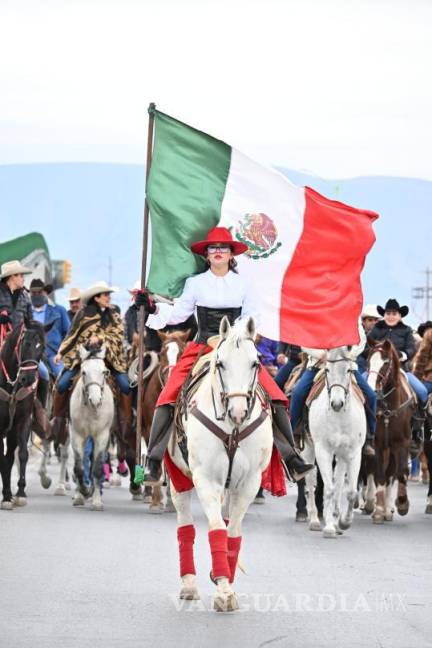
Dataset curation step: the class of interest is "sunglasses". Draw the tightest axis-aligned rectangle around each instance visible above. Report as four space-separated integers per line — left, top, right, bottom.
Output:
207 245 231 254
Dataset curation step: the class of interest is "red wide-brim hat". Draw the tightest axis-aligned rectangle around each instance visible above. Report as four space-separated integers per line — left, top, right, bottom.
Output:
190 226 248 257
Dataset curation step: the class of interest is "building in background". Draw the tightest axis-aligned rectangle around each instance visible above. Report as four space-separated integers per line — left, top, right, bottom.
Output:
0 232 71 293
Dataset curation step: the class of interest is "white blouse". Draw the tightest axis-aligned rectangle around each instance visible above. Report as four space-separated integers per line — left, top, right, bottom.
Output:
146 269 259 330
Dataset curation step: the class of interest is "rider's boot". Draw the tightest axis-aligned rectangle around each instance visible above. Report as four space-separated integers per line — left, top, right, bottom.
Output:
363 434 376 457
33 378 51 439
410 402 426 455
51 390 70 444
143 404 175 484
118 392 133 442
271 402 314 481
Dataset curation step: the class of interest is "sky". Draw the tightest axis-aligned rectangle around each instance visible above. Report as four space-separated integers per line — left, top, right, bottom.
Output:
1 0 431 179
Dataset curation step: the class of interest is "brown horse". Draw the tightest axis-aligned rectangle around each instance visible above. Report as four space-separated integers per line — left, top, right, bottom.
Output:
123 329 191 510
367 339 414 523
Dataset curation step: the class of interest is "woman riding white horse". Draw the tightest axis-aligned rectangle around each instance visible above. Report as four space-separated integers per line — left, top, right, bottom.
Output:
52 281 132 441
137 227 313 484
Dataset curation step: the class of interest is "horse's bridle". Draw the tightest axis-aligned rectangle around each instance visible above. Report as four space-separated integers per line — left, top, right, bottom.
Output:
368 347 394 401
0 324 39 389
211 337 259 422
324 356 354 405
81 358 108 406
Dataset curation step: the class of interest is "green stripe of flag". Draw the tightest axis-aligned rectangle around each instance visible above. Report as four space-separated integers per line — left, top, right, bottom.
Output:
146 110 232 297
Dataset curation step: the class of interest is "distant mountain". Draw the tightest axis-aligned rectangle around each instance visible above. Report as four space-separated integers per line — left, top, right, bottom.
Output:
0 163 431 325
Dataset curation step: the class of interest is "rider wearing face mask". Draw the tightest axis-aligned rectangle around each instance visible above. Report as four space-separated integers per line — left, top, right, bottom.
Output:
30 279 70 380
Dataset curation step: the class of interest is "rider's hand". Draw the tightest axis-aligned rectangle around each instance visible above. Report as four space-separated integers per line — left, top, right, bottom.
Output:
277 353 287 365
0 312 12 325
54 353 62 365
89 336 100 346
135 289 156 314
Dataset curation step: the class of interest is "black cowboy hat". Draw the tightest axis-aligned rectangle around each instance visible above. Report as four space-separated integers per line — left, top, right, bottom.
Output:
29 278 54 294
377 298 409 318
418 321 432 338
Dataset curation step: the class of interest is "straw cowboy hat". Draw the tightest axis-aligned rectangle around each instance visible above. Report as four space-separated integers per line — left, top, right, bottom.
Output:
81 281 119 304
0 260 32 280
67 287 82 301
361 304 381 319
190 227 248 256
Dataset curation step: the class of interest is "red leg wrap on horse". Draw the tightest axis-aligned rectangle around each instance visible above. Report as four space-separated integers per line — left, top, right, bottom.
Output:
177 525 196 576
227 536 242 583
208 529 230 580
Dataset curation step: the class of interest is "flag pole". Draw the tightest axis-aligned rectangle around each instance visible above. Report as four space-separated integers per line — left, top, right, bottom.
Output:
134 102 156 478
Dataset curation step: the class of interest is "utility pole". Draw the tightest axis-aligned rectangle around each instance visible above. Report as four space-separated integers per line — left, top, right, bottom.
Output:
412 267 432 320
108 256 113 285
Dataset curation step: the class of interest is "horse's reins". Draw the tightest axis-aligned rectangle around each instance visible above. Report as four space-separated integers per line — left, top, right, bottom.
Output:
211 337 259 422
324 356 354 406
0 324 40 432
369 349 414 435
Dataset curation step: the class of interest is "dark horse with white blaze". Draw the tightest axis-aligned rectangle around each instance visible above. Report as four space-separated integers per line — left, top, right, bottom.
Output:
0 321 47 509
367 339 414 523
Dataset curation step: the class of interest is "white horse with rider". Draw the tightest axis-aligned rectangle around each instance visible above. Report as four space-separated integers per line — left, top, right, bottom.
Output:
69 345 114 511
168 316 273 611
302 331 368 538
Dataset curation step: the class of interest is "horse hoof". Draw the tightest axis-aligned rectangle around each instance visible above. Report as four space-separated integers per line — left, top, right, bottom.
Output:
337 518 352 531
1 500 13 510
363 501 375 515
73 494 85 507
13 497 27 507
296 511 308 523
54 485 66 496
143 494 153 504
164 501 176 513
180 587 200 600
323 528 337 538
372 512 384 524
132 493 144 501
65 482 72 491
425 504 432 514
214 593 239 612
148 504 164 514
91 502 104 512
309 521 322 531
397 506 409 517
40 475 52 489
384 512 394 521
109 474 122 487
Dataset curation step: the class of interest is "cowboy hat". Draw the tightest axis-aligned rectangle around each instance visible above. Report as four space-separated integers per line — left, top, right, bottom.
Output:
81 281 119 304
190 227 248 257
361 304 381 319
67 287 82 301
29 278 54 294
377 298 409 318
0 260 32 280
417 321 432 338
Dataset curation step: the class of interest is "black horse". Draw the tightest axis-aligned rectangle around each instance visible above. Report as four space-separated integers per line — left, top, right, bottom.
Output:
0 321 47 509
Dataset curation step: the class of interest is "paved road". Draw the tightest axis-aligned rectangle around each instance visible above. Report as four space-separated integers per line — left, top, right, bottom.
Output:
1 451 431 648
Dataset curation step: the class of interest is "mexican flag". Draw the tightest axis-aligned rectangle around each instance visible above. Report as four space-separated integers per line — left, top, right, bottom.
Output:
146 109 378 348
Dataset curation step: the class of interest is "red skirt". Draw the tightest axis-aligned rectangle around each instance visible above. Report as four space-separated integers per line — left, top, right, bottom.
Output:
157 341 288 406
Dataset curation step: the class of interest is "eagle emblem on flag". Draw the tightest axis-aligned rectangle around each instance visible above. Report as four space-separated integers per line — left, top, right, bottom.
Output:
235 213 282 260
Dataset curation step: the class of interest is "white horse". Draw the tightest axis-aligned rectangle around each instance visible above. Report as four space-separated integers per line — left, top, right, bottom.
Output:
167 316 273 612
37 436 71 496
304 346 366 538
69 345 114 511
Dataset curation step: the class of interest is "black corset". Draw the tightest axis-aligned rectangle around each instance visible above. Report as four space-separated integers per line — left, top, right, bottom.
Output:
195 306 242 344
